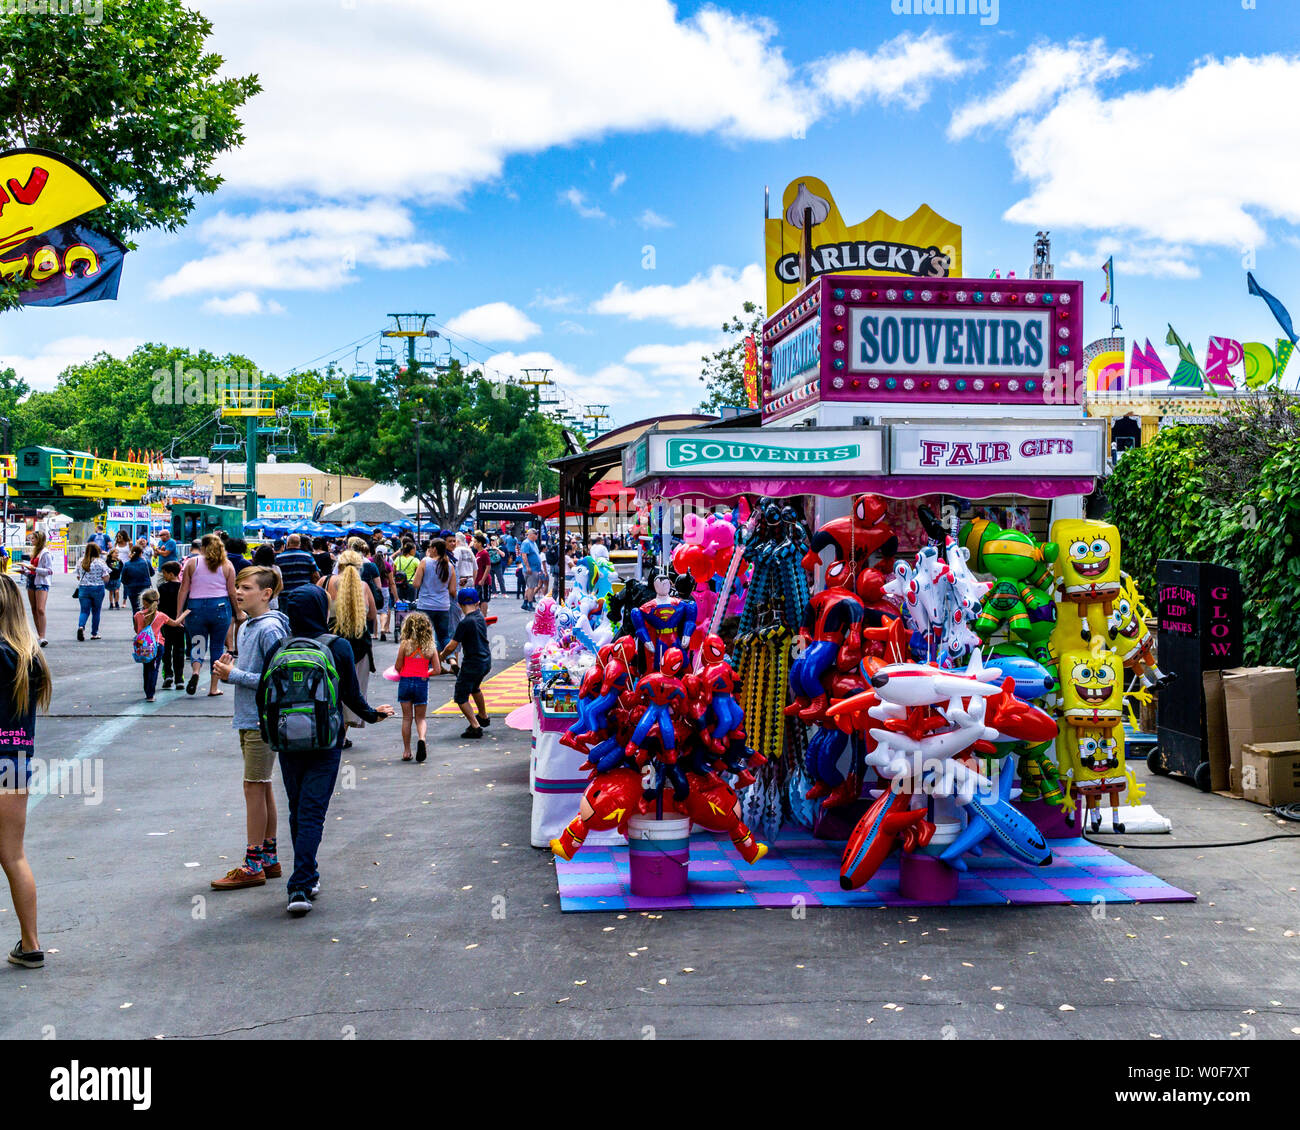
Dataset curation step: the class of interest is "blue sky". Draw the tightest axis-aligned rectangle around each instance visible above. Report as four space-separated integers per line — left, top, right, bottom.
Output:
5 0 1300 430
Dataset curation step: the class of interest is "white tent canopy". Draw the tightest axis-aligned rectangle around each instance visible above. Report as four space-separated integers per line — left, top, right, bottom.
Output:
346 482 419 515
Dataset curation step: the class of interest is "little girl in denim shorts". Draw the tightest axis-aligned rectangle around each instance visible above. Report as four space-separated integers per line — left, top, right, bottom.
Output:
395 612 441 764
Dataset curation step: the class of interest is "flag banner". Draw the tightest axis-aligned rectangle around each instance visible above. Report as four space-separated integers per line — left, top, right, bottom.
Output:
1204 336 1242 389
1100 256 1114 304
1242 342 1277 388
742 334 759 409
0 220 125 307
1084 336 1125 392
1128 338 1170 387
1247 272 1298 345
1166 325 1205 390
1275 338 1293 379
0 147 110 256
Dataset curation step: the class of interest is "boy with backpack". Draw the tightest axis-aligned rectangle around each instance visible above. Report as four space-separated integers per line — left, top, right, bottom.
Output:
132 589 189 702
439 587 492 739
260 585 393 916
210 567 289 891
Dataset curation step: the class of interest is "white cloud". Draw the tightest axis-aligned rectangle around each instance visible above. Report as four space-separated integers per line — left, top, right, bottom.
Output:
591 263 764 329
153 203 447 299
557 320 593 335
202 2 971 200
202 291 288 315
444 301 541 343
531 290 580 311
948 38 1138 139
0 336 145 391
638 209 674 229
813 29 978 111
974 50 1300 249
623 340 722 378
1060 241 1200 281
560 188 606 221
610 172 627 192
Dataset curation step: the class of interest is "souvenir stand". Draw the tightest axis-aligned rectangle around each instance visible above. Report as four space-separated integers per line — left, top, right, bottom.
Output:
623 276 1108 839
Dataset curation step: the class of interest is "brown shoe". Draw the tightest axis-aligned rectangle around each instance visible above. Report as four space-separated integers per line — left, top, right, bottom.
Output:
210 865 266 890
261 862 282 879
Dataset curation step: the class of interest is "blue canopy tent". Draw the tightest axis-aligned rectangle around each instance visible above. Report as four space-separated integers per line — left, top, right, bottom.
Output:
317 523 345 537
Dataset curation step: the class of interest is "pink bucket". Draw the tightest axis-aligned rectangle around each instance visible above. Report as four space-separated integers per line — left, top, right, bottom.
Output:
627 814 691 898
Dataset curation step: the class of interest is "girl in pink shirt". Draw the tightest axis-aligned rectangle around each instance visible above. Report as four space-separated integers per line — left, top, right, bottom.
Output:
134 589 189 703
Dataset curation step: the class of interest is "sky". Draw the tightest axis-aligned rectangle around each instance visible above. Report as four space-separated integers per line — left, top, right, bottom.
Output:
5 0 1300 432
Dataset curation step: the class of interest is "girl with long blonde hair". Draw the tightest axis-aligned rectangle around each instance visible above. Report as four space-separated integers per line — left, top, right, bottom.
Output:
327 550 378 741
0 573 51 968
394 611 441 762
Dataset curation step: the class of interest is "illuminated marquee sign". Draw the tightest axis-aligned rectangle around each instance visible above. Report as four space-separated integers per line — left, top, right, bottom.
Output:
769 321 819 390
887 420 1106 476
762 275 1085 414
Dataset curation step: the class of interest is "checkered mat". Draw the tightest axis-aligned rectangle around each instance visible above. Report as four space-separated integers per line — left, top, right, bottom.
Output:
432 659 531 716
554 827 1195 912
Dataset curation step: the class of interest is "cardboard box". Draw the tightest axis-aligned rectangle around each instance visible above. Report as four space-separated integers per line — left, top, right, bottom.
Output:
1240 741 1300 807
1202 670 1230 792
1222 667 1300 795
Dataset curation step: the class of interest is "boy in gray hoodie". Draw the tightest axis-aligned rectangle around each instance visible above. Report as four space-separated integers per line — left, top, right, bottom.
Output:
210 567 289 890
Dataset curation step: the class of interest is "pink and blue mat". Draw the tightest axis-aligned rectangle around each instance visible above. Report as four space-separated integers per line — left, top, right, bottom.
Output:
554 827 1195 912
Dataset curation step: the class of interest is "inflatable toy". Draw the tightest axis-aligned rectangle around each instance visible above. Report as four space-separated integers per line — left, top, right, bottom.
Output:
1052 519 1122 619
1108 572 1169 688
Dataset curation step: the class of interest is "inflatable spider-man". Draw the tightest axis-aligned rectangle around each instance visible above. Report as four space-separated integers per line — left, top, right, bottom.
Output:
550 630 768 865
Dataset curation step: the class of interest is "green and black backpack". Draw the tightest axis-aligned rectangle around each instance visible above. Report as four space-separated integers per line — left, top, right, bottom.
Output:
258 635 343 755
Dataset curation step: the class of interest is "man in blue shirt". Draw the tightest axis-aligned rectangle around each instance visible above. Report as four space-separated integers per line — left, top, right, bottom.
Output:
155 532 179 569
520 528 543 611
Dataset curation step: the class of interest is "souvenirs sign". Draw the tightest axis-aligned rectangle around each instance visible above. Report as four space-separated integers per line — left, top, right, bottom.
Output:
764 176 962 316
623 426 886 487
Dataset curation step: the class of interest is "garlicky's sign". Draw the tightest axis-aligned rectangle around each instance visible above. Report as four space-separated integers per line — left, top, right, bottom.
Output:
764 176 961 316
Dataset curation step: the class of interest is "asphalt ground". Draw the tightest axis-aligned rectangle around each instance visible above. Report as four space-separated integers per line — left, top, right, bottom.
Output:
1 569 1298 1042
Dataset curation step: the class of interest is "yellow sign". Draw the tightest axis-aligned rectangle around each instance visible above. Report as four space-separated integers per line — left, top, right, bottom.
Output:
764 176 962 316
0 147 110 256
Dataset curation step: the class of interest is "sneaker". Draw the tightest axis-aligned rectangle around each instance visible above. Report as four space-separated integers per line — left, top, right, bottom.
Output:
211 864 266 890
162 679 173 690
287 890 313 916
476 714 490 728
77 627 84 642
90 634 100 640
7 940 43 969
38 639 48 648
416 739 427 763
308 881 321 900
461 726 483 740
260 840 281 878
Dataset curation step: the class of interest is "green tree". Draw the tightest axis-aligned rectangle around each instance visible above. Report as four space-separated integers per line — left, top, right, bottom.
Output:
13 343 261 455
0 0 260 311
328 360 566 527
698 301 763 414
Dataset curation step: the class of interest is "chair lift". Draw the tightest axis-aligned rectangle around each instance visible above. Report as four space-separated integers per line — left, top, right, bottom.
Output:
288 392 316 419
267 421 298 456
210 422 243 455
308 404 335 436
375 342 396 368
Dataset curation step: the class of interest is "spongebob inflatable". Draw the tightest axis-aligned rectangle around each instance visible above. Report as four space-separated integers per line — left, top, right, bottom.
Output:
1052 519 1122 620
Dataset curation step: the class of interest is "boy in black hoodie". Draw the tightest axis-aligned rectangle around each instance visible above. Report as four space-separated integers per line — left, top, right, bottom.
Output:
273 585 393 916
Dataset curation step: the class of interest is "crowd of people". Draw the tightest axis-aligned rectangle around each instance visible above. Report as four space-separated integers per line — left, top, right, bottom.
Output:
0 516 637 950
